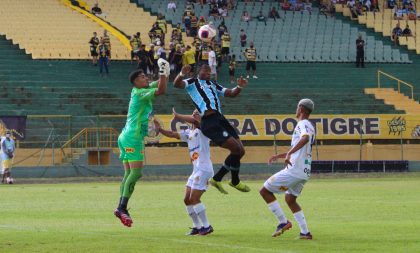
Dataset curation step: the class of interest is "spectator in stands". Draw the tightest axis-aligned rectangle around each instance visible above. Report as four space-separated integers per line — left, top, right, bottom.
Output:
149 23 163 44
91 3 106 19
148 44 157 77
219 6 228 17
89 32 99 66
304 0 313 14
130 33 141 64
172 45 183 74
209 4 220 19
183 7 193 35
156 41 166 60
208 46 218 80
218 21 228 39
102 30 111 60
240 29 247 47
198 41 210 66
363 0 372 11
269 7 281 20
167 0 177 11
190 13 198 37
221 31 231 62
198 16 207 28
156 14 168 45
183 45 196 74
407 7 416 20
282 0 291 11
394 4 405 20
215 42 222 69
392 23 402 45
387 0 396 9
229 54 237 84
244 42 257 79
402 24 413 36
136 44 149 74
241 11 251 22
356 34 365 68
256 11 267 25
98 38 110 76
193 36 202 63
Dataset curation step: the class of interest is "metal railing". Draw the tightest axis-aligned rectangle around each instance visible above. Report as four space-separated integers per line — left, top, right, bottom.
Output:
61 127 120 149
377 70 415 100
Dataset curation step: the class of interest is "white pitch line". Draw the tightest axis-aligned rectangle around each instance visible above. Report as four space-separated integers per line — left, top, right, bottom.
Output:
0 224 299 253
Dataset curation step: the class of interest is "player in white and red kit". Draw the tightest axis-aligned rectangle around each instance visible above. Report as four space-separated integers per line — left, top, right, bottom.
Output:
260 99 315 240
154 108 214 236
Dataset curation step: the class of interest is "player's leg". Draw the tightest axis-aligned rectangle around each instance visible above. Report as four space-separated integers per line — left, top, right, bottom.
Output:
184 177 202 235
260 171 293 237
252 62 257 78
227 138 249 191
190 171 213 235
285 181 312 239
246 61 251 78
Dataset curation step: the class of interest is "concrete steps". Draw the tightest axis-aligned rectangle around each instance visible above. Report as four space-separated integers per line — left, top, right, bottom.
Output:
365 88 420 114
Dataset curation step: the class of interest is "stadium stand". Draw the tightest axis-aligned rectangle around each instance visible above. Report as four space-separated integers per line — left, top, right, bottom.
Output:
0 0 129 59
338 0 420 55
81 0 193 48
140 0 410 63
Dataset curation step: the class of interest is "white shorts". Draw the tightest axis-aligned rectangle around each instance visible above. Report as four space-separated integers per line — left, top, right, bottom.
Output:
263 169 307 196
210 65 217 75
186 170 214 191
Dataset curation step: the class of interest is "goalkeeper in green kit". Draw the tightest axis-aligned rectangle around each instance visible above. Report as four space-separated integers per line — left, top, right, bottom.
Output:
114 58 170 227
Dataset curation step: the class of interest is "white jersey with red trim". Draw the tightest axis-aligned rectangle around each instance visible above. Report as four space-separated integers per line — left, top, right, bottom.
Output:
286 119 315 180
179 128 213 173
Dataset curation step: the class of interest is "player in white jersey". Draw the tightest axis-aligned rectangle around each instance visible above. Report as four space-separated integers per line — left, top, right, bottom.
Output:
259 99 315 240
154 108 214 236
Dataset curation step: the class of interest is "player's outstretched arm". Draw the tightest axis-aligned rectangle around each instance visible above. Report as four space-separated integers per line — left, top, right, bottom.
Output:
224 76 247 98
268 153 287 165
155 59 170 96
154 119 180 139
284 135 309 166
173 65 192 89
173 107 200 125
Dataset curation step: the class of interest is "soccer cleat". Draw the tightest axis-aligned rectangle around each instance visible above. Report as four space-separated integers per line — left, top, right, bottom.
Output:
199 225 214 235
114 208 133 227
209 178 228 194
272 221 292 237
228 181 251 192
186 227 201 236
299 232 313 240
253 75 258 79
246 75 250 79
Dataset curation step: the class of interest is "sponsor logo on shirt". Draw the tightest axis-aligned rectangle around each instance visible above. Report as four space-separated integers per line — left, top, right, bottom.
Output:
125 147 135 153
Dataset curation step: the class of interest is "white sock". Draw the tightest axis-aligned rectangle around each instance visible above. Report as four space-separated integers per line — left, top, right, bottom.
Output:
293 210 309 234
193 203 210 228
186 205 201 228
267 201 288 224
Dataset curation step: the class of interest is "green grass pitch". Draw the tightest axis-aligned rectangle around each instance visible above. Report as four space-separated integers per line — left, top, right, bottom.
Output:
1 174 419 253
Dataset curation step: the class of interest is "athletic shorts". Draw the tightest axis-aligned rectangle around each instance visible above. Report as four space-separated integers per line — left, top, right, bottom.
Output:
186 170 214 191
246 61 256 71
263 169 307 197
201 111 239 146
2 159 12 173
229 69 235 76
210 65 217 75
221 47 229 55
118 134 145 162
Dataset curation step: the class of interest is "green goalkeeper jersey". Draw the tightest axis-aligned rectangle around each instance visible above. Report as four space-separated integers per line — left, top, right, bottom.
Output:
121 81 158 140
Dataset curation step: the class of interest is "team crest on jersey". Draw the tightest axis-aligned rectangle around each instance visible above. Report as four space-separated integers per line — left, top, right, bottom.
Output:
222 131 228 137
191 152 199 161
125 147 135 153
279 186 289 191
194 176 200 182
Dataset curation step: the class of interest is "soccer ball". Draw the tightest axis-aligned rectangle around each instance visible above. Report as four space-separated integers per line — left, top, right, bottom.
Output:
198 24 217 43
6 177 13 184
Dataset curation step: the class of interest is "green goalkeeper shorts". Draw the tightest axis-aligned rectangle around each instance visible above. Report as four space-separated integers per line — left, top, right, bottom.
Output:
118 134 145 162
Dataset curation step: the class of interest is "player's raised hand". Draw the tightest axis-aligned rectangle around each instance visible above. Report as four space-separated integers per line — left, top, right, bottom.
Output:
181 65 191 76
236 76 248 88
172 107 179 118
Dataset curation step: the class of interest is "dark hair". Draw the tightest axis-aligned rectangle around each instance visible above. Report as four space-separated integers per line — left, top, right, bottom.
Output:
129 69 145 85
299 105 312 115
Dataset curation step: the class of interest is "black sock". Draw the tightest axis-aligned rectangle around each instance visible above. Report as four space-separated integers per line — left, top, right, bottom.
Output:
119 197 129 210
213 166 229 182
231 170 240 186
118 197 123 207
